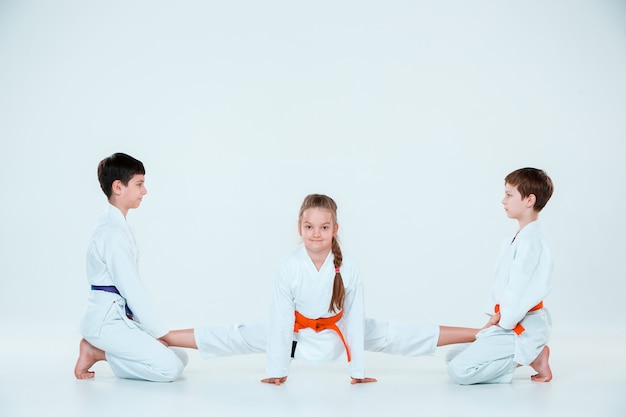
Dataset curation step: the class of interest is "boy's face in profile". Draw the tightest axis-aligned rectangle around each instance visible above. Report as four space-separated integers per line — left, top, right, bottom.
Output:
502 183 533 220
115 174 147 211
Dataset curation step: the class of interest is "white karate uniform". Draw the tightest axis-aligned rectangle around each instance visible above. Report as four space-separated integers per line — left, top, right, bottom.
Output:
447 221 553 384
265 248 440 380
79 204 187 382
363 318 439 358
193 323 267 358
81 205 268 377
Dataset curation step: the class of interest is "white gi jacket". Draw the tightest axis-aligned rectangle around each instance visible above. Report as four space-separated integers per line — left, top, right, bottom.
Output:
485 220 553 365
80 204 168 339
266 247 366 379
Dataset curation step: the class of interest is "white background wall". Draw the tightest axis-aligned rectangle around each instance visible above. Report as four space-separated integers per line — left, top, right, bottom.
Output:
1 1 624 334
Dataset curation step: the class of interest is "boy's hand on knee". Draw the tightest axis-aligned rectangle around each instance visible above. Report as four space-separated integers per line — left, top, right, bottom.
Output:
484 313 500 328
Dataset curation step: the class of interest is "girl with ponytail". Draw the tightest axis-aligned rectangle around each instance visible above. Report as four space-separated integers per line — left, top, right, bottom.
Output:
302 194 345 314
263 194 375 385
262 194 493 386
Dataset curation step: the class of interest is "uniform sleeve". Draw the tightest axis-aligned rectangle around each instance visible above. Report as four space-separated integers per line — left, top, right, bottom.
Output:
342 263 365 379
497 236 551 330
265 264 296 378
103 227 169 338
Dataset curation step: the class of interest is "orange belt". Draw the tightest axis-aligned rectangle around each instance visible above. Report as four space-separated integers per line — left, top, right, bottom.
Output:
494 301 543 335
293 310 351 362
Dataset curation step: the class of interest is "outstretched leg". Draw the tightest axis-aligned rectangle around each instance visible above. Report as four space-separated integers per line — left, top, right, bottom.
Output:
74 338 106 379
160 329 197 349
529 345 552 382
364 319 439 356
438 315 499 346
189 323 267 358
437 326 480 346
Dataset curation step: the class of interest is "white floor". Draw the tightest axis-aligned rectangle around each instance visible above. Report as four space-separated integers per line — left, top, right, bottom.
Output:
2 323 625 417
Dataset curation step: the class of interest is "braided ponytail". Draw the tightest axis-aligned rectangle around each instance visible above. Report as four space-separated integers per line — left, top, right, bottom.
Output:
298 194 346 313
329 236 345 313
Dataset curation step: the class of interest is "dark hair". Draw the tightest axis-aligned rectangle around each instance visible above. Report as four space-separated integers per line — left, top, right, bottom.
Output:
97 153 145 199
298 194 345 314
504 168 554 212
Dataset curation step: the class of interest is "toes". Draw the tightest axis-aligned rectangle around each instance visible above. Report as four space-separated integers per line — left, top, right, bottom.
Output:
530 374 550 382
76 371 95 380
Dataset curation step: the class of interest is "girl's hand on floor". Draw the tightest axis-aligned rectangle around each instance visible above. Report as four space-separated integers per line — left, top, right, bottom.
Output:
261 376 288 386
351 377 377 384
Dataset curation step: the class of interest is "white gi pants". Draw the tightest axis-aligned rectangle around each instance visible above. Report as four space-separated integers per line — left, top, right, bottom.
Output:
446 309 551 384
193 319 439 358
85 307 188 382
364 318 439 356
445 328 517 384
194 323 268 358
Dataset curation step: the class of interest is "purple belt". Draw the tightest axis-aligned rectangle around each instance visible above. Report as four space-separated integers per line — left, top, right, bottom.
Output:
91 285 134 318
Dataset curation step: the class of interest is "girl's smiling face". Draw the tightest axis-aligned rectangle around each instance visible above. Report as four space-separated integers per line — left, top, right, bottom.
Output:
298 207 338 256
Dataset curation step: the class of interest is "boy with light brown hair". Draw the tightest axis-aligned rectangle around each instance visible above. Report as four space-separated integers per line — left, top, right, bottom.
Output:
447 168 554 384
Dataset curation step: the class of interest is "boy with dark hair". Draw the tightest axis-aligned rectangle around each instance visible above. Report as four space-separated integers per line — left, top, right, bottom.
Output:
75 153 268 381
447 167 554 384
74 153 188 381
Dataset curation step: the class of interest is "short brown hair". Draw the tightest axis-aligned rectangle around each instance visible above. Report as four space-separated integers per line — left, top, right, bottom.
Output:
505 168 554 212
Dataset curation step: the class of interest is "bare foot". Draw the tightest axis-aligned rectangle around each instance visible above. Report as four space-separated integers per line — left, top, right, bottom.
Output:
74 339 106 379
530 345 552 382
